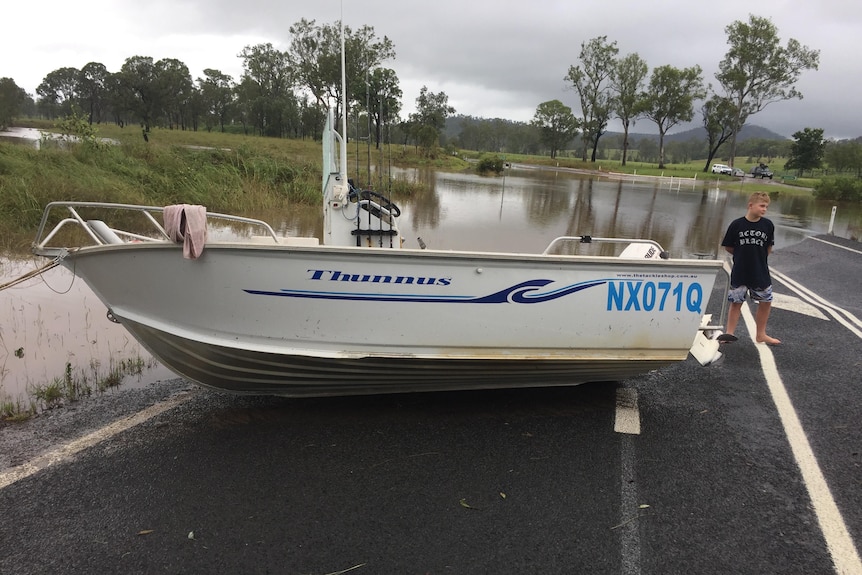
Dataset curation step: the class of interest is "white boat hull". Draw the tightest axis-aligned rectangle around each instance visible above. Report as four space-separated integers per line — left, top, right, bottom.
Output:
61 242 722 396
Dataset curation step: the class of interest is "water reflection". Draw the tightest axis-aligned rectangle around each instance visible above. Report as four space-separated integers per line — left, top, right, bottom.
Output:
398 167 859 258
0 127 41 148
0 127 119 149
1 166 859 404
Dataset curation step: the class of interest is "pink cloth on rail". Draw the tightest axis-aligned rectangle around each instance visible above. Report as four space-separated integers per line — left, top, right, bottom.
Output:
163 204 208 259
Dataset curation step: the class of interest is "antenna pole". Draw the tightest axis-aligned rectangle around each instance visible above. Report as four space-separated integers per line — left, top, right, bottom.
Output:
340 2 348 178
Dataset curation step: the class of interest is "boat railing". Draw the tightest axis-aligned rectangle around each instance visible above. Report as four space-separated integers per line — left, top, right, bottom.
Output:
33 201 281 255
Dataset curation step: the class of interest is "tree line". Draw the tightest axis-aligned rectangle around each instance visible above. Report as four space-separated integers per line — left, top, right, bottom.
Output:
0 19 455 155
529 15 821 171
3 14 860 177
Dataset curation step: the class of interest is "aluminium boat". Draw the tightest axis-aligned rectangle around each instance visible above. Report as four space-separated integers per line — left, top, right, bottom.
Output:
32 109 724 397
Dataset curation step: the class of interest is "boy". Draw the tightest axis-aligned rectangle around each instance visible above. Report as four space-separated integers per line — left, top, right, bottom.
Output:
720 191 780 345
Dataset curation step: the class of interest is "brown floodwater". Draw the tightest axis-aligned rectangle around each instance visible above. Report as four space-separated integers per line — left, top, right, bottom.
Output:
0 259 175 404
2 166 859 404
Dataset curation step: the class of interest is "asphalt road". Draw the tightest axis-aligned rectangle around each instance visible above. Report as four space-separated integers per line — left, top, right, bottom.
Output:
1 235 860 575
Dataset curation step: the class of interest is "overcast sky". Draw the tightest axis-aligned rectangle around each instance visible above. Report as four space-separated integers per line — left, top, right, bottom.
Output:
3 0 859 139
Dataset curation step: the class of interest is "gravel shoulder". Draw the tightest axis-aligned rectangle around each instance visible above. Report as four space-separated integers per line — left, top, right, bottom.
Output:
0 378 196 472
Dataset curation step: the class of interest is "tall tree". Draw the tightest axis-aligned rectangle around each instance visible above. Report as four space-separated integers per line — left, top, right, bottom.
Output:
155 58 194 130
117 56 160 132
701 94 743 171
36 67 80 118
610 52 648 166
103 72 129 127
784 127 826 176
237 43 294 136
197 69 235 132
299 95 326 140
286 19 339 110
0 77 28 129
346 23 396 105
716 15 819 167
636 137 659 164
239 43 293 98
287 19 395 130
642 65 706 169
355 67 402 148
531 99 579 159
565 36 618 162
408 86 454 155
78 62 109 124
824 140 862 177
233 77 258 135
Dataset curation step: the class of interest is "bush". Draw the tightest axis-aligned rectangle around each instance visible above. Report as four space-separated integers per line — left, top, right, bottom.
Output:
476 155 505 175
812 177 862 202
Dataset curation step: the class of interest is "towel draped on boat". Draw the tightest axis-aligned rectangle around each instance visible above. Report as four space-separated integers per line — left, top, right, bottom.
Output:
163 204 207 259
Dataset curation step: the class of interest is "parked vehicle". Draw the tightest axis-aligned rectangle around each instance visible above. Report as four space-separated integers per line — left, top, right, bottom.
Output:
751 163 774 179
731 168 745 177
711 163 732 175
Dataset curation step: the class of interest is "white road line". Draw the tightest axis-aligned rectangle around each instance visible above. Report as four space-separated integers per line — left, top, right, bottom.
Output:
614 387 641 435
739 303 862 575
0 392 192 491
772 269 862 338
811 236 862 256
770 293 830 321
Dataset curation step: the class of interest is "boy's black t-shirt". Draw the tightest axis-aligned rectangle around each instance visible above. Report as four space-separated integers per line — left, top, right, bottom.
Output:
721 216 775 289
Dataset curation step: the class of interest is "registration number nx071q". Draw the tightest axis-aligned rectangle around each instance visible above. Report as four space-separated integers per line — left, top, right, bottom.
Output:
607 281 704 313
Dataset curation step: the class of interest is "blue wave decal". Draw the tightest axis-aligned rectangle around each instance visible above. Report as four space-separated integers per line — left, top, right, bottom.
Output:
244 279 607 304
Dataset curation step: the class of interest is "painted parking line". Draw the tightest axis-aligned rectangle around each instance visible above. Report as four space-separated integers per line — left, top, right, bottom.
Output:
0 392 192 491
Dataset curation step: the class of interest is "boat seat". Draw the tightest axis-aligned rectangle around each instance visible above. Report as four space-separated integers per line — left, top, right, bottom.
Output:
619 242 668 260
87 220 124 244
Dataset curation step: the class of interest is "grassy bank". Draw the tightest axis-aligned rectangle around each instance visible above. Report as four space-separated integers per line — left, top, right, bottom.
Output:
0 134 320 252
1 121 469 252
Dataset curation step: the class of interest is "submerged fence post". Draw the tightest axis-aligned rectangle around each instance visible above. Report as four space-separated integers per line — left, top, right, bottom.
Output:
828 206 837 234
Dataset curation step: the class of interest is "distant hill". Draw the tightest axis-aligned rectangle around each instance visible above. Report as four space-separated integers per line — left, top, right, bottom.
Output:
628 124 788 144
444 115 788 144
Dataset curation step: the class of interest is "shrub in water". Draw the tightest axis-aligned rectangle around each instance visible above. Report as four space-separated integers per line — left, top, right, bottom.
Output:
476 155 505 175
813 177 862 202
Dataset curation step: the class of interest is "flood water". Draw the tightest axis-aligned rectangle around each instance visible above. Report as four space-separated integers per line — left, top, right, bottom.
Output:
1 166 859 404
401 167 859 256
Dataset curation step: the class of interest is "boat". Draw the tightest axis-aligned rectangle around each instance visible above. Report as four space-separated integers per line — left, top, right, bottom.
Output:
31 117 724 397
30 30 725 397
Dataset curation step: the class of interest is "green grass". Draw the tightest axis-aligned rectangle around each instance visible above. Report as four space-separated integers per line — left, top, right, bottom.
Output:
0 138 312 251
1 397 37 421
1 354 160 422
1 120 469 251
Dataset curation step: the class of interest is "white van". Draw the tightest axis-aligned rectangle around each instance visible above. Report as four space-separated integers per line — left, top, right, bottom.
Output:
711 163 732 175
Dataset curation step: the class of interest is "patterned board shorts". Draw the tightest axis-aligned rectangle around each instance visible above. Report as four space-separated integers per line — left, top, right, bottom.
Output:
727 284 773 303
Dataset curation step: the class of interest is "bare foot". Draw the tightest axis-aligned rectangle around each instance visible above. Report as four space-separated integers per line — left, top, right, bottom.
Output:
756 335 781 345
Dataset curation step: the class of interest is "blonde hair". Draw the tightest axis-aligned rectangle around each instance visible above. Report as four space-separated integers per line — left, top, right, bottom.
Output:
748 191 770 205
